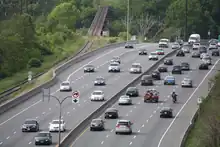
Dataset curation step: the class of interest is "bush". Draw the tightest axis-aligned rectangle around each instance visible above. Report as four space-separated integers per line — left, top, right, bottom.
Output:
108 38 117 43
28 58 42 68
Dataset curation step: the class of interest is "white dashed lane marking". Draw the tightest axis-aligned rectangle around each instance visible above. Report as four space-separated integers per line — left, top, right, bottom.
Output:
129 142 133 145
133 136 136 139
13 131 16 134
150 115 153 118
138 130 140 133
6 136 10 140
101 141 104 144
29 142 32 144
0 142 3 145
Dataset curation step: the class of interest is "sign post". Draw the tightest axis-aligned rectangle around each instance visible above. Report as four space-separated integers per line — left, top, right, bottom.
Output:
218 35 220 42
208 31 211 39
72 91 80 103
28 71 32 83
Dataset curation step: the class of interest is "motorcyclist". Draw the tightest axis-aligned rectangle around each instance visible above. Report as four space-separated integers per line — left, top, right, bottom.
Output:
171 92 177 102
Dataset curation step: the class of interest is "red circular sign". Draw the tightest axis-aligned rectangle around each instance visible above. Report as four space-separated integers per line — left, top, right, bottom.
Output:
72 91 79 98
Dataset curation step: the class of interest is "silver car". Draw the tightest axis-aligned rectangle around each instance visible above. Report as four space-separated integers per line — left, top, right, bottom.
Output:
182 47 190 53
171 43 180 49
130 63 142 73
118 95 132 105
94 77 106 85
202 57 212 65
181 78 193 87
209 43 218 50
108 62 120 72
115 120 133 134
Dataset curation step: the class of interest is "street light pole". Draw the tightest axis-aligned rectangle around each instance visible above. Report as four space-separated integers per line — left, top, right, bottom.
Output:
126 0 130 42
185 0 188 41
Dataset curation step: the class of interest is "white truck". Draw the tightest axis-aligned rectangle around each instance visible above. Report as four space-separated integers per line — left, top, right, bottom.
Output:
188 34 200 44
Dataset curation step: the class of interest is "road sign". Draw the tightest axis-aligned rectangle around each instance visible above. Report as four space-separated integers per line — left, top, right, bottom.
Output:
72 91 80 103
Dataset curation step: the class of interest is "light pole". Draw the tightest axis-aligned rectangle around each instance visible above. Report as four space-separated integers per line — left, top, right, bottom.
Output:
126 0 130 42
185 0 188 41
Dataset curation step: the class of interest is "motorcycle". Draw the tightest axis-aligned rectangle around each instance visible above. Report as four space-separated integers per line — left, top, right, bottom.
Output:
172 94 177 103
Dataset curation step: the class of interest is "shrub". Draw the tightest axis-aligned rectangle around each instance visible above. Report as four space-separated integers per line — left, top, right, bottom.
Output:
108 38 117 43
28 58 42 68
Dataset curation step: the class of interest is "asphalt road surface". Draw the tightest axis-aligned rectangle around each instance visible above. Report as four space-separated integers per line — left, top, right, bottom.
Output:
0 43 171 147
70 48 220 147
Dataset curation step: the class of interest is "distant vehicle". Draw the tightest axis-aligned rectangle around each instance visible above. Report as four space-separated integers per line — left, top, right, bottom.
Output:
200 53 210 59
90 90 104 101
115 120 133 134
104 108 119 119
94 77 106 86
193 43 200 50
177 39 184 46
90 119 105 131
172 65 182 74
35 131 52 145
176 50 185 56
108 62 120 72
49 120 66 132
181 62 190 70
158 65 168 72
125 42 134 48
139 49 147 55
130 63 142 73
149 52 159 60
151 71 161 80
156 48 165 55
209 39 218 44
218 42 220 47
141 75 153 86
181 45 190 53
188 34 200 44
118 95 132 105
164 76 175 85
60 81 72 92
159 38 169 48
22 119 39 132
202 57 212 65
160 107 173 118
191 51 200 58
164 58 173 65
212 50 220 56
84 65 95 72
199 46 207 54
209 43 218 50
111 56 121 64
199 63 209 70
181 77 193 87
144 89 159 103
172 42 180 49
126 87 139 97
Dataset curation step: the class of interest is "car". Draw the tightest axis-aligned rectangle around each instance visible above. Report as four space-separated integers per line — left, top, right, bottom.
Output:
130 63 142 73
111 56 121 64
158 65 168 72
199 46 207 54
212 50 220 56
115 120 133 134
159 38 169 48
160 107 173 118
176 50 185 56
177 39 184 46
172 65 182 74
118 95 132 105
141 75 153 86
151 71 161 80
209 39 218 44
94 77 106 86
60 81 72 92
181 46 190 53
35 131 52 145
125 87 139 97
218 42 220 47
199 63 209 70
49 120 66 132
149 52 159 60
125 42 134 48
171 42 180 49
90 119 105 131
90 90 105 101
181 62 190 70
156 49 165 55
193 43 200 50
181 77 193 87
191 51 200 58
84 65 95 72
108 62 120 72
139 49 147 55
144 89 159 103
164 58 173 65
209 43 218 50
200 53 210 59
104 108 119 119
164 76 175 85
202 57 212 65
22 119 39 132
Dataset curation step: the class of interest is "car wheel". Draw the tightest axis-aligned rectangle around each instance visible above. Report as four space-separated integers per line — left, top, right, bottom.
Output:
90 128 93 131
115 132 118 134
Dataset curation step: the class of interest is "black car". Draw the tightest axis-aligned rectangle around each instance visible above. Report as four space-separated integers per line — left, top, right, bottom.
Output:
191 51 200 58
141 75 153 86
212 50 220 56
22 119 39 132
199 46 207 54
160 107 173 118
139 49 147 55
35 131 52 145
164 58 173 65
126 87 139 97
176 50 185 56
181 62 190 70
94 77 106 86
151 71 161 80
84 65 95 72
125 43 134 48
158 66 168 72
199 63 209 70
172 65 182 74
90 119 105 131
104 108 119 119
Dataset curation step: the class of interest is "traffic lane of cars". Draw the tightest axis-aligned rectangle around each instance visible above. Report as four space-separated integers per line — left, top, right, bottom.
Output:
0 44 165 147
155 60 220 147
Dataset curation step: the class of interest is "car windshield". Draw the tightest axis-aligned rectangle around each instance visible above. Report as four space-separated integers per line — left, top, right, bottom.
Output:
151 52 157 55
61 82 69 86
113 57 119 60
110 63 118 66
86 65 93 68
52 120 63 124
210 43 216 45
181 63 188 66
189 37 197 40
132 64 140 68
37 133 50 137
92 119 102 124
166 76 174 80
96 77 104 80
25 120 36 124
194 43 200 46
93 91 102 95
120 96 129 99
160 39 168 42
128 87 136 91
182 46 189 49
157 49 163 51
174 43 179 45
118 121 129 126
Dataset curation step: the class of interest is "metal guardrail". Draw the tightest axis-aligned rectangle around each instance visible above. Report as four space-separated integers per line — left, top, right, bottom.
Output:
88 7 102 36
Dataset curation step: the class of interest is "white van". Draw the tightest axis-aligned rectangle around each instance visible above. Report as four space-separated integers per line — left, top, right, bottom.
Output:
188 34 200 44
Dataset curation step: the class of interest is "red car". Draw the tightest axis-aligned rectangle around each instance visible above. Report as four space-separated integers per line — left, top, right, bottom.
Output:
156 49 165 55
144 89 159 103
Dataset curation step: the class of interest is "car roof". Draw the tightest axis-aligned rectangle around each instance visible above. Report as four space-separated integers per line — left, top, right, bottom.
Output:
25 119 37 122
151 51 157 54
127 87 137 89
183 77 191 80
39 131 50 134
117 119 130 123
85 64 94 67
181 62 189 64
106 108 118 112
92 118 103 121
96 76 104 79
93 90 103 93
161 107 172 110
52 119 64 122
132 63 141 65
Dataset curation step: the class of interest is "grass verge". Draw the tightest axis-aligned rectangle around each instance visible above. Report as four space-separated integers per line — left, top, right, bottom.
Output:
184 72 220 147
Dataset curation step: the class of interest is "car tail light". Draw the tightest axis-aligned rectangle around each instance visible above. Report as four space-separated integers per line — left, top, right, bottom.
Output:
116 124 120 128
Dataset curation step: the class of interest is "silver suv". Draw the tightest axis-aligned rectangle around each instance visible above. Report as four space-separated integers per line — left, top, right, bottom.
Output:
115 120 133 134
108 62 120 72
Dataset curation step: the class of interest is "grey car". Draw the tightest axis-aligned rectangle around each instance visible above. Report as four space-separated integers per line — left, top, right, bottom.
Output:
115 120 133 134
139 49 147 55
118 95 132 105
181 78 193 87
141 75 153 86
90 119 105 131
22 119 39 132
84 65 95 72
191 51 200 58
94 77 106 86
35 131 52 145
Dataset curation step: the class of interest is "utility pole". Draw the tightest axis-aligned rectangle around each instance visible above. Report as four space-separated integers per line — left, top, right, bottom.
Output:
185 0 188 41
126 0 130 42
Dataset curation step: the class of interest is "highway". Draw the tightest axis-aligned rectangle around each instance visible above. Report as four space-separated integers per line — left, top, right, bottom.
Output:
0 43 171 147
70 47 220 147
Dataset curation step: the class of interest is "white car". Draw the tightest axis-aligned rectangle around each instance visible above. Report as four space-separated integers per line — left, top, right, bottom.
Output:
202 57 212 65
148 52 159 60
49 120 66 132
130 63 142 73
118 95 132 105
159 38 169 48
193 43 200 50
200 53 210 59
108 62 120 72
111 56 121 64
60 81 72 91
90 90 104 101
171 43 180 49
182 47 190 53
209 43 218 50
